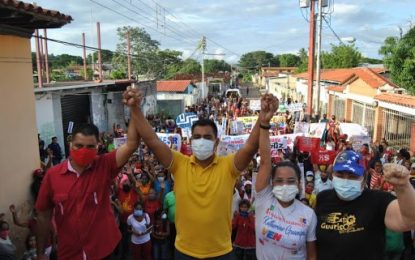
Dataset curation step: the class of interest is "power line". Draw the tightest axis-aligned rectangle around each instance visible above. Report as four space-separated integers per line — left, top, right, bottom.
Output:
323 16 346 45
127 0 241 58
112 0 198 45
88 0 196 47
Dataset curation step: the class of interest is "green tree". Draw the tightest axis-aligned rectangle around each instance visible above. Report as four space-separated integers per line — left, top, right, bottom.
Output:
204 59 231 73
379 27 415 93
112 26 160 78
295 48 309 73
239 51 278 69
278 53 301 67
321 44 362 69
155 49 183 79
87 50 113 64
360 57 383 64
178 59 201 74
110 69 127 79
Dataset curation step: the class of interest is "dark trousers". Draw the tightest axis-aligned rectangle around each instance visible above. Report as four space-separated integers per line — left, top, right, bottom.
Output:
175 249 235 260
153 239 170 260
131 241 152 260
119 221 131 259
169 223 177 259
233 248 256 260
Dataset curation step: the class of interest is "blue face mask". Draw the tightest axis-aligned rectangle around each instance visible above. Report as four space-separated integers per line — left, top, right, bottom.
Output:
332 176 363 201
133 209 143 217
239 211 249 217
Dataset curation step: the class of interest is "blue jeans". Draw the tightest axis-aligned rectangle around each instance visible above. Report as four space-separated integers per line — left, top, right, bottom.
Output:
175 249 235 260
153 239 170 260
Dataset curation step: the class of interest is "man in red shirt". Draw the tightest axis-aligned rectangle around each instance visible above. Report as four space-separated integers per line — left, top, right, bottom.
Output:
35 91 142 260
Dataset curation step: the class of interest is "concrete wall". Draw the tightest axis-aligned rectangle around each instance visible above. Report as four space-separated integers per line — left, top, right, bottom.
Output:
35 93 65 155
0 35 40 250
157 100 184 118
107 92 126 131
91 89 108 133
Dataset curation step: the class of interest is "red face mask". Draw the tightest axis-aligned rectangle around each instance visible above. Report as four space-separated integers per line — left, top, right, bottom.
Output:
70 147 97 167
305 187 313 194
0 230 10 239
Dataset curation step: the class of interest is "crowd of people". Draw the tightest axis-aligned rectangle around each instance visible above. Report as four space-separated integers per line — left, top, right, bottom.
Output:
1 88 415 260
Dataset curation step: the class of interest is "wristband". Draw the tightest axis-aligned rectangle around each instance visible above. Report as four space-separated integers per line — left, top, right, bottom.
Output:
260 124 271 130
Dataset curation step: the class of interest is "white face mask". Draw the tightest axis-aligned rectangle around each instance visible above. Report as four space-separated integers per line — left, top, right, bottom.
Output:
191 138 215 161
157 177 165 183
272 185 299 203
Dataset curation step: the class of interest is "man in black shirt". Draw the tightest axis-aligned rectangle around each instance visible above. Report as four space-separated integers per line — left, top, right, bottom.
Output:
47 136 62 165
316 150 415 260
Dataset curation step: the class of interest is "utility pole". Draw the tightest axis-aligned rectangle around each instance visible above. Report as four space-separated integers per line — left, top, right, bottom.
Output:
43 29 50 83
306 0 316 121
127 31 132 80
82 33 88 81
34 29 43 88
201 36 207 99
96 22 102 82
315 0 323 117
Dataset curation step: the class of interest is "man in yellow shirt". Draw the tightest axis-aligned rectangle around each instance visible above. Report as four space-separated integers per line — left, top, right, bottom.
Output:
125 88 278 259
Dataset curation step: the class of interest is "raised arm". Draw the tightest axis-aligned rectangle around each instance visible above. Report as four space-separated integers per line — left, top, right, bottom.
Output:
116 89 141 168
234 94 278 172
254 94 277 193
9 205 29 228
384 163 415 232
124 87 173 168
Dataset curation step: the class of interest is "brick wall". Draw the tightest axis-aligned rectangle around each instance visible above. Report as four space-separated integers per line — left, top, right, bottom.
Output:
373 106 384 143
345 99 353 122
328 94 333 116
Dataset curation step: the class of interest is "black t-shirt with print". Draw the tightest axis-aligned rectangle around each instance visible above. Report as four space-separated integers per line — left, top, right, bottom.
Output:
315 189 395 260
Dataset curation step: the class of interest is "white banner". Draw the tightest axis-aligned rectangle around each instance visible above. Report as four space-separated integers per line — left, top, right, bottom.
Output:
217 133 302 156
249 99 261 111
287 103 303 112
349 135 372 151
309 123 327 138
156 133 182 151
113 134 182 151
339 123 369 138
113 137 127 149
294 122 310 134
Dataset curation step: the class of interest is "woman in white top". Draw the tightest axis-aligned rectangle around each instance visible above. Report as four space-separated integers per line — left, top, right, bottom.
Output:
127 202 152 260
255 97 317 260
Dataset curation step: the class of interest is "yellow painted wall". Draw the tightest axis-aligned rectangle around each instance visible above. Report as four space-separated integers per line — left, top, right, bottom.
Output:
348 78 377 97
0 35 39 250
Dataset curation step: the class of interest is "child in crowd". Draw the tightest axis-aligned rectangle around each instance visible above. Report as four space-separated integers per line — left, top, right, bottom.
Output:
232 200 256 260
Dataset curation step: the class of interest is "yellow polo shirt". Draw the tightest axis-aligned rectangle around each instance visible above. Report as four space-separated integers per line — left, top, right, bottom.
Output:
170 150 240 258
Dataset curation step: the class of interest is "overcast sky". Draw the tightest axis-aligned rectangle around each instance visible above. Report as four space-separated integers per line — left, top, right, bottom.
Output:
32 0 414 64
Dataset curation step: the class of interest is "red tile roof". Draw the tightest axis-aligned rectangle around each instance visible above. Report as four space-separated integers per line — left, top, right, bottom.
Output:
327 85 345 92
294 67 394 88
352 68 397 89
156 80 193 92
375 93 415 108
0 0 73 23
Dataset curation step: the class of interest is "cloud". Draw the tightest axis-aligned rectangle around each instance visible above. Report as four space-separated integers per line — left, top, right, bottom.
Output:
30 0 413 60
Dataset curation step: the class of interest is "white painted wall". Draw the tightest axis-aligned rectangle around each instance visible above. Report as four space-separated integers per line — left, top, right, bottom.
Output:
35 93 65 156
157 93 198 107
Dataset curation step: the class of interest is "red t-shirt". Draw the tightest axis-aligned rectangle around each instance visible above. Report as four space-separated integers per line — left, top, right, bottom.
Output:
144 199 161 224
232 214 256 248
35 151 121 260
117 190 139 223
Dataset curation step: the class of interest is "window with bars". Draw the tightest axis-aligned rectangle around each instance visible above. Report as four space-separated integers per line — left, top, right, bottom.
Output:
352 101 375 138
333 97 345 120
382 108 415 147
